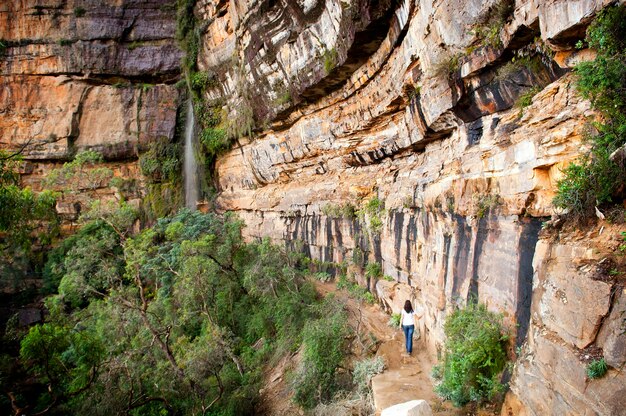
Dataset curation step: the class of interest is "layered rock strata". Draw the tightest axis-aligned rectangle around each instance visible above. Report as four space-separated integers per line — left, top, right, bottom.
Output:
204 0 626 413
1 0 625 414
0 0 183 219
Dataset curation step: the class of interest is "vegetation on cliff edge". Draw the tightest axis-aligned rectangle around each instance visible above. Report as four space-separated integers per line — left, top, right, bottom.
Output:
554 5 626 218
5 208 364 414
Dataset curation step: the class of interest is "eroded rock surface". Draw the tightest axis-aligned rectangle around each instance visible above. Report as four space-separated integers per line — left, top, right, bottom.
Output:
0 0 183 216
203 0 626 414
2 0 625 414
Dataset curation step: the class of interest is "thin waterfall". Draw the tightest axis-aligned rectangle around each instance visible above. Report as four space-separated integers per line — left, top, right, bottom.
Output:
184 99 199 210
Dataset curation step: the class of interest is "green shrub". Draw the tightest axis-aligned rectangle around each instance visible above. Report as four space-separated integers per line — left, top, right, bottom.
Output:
270 77 293 109
322 202 357 219
473 193 501 218
351 245 366 267
353 356 385 392
338 276 376 305
586 358 608 379
361 291 376 304
73 7 86 17
434 302 509 407
471 0 514 48
554 5 626 218
357 196 385 235
139 137 181 183
293 298 349 408
201 127 229 155
388 313 401 327
515 86 542 111
0 150 59 263
496 54 544 82
336 273 349 290
432 52 463 80
190 70 216 92
365 262 382 279
323 47 338 74
313 271 332 282
407 84 421 101
44 150 113 192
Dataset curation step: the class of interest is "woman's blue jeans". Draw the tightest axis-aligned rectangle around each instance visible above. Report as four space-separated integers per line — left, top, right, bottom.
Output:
402 324 414 353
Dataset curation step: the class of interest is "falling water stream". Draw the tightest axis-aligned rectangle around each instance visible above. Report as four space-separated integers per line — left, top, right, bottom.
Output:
184 99 199 210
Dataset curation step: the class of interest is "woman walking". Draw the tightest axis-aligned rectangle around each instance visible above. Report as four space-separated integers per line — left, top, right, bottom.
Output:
399 300 420 355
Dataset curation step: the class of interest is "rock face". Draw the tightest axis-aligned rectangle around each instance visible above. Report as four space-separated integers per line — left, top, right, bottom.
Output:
0 0 183 218
2 0 625 415
200 0 626 414
504 229 626 416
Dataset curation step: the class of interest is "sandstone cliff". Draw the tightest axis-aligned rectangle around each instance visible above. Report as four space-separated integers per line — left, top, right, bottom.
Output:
0 0 184 221
1 0 625 415
200 0 625 414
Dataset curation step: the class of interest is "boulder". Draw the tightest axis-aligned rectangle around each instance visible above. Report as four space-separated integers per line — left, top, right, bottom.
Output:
381 400 432 416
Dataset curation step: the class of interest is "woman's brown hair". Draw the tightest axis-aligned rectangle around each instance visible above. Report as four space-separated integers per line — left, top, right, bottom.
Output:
404 300 413 313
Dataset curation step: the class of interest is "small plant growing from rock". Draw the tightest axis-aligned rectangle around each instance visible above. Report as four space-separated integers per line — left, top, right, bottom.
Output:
323 47 338 75
388 313 401 327
73 7 86 17
515 86 542 114
473 193 501 218
495 55 543 82
432 52 463 80
471 0 515 48
322 202 357 219
406 84 421 101
402 194 414 209
586 358 608 379
313 271 332 282
446 195 455 212
357 196 386 235
365 262 382 280
352 245 366 267
190 70 216 92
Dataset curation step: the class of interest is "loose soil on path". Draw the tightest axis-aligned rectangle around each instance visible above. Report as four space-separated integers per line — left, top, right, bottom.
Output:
259 282 497 415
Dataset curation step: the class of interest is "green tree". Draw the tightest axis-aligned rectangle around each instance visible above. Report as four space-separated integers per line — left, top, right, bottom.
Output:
0 150 58 292
44 150 113 192
20 210 321 414
293 296 349 409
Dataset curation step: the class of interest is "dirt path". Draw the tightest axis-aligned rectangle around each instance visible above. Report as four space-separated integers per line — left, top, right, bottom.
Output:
370 330 460 415
259 282 477 415
316 282 462 415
